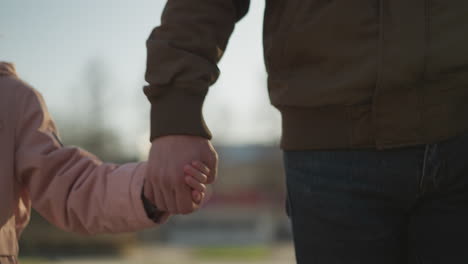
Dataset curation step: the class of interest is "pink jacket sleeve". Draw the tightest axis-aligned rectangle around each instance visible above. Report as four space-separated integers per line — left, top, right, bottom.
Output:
14 84 161 235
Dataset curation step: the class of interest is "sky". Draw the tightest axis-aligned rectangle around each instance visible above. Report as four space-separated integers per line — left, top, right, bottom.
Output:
0 0 281 155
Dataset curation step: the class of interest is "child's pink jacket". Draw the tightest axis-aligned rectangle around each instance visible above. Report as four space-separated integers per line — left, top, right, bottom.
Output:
0 62 160 261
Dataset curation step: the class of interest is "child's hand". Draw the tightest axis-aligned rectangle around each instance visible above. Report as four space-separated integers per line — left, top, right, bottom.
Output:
183 161 210 205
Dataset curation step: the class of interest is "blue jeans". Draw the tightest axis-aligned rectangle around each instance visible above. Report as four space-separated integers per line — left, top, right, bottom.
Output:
284 132 468 264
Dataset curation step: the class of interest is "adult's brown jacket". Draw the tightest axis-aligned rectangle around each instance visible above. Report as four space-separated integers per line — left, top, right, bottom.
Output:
144 0 468 150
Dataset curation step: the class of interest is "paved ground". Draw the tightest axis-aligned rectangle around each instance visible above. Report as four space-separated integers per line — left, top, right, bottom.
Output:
22 244 296 264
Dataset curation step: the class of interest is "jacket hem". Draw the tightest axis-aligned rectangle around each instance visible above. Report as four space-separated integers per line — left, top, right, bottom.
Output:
278 105 468 151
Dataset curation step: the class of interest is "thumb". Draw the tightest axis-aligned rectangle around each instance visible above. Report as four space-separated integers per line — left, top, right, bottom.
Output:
204 155 218 184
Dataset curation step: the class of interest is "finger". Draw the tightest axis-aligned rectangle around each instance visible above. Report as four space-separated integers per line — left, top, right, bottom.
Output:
192 190 202 204
191 161 210 175
185 176 207 192
198 191 206 205
183 165 208 183
162 188 178 214
144 181 169 214
176 186 198 215
153 187 168 212
204 153 218 184
193 191 208 207
205 165 217 184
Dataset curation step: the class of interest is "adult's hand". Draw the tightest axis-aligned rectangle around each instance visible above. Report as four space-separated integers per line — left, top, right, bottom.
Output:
144 135 218 215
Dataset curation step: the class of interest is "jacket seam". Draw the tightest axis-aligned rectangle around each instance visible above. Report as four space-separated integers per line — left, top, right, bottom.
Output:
418 0 431 143
373 0 385 148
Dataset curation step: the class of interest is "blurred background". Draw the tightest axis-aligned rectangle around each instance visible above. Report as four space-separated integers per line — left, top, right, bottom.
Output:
1 0 294 263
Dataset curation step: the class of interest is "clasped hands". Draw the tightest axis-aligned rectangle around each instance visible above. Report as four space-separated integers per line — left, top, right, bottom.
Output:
143 135 218 215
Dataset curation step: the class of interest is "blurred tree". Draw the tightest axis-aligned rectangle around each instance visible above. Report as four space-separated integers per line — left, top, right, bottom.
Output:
57 58 131 162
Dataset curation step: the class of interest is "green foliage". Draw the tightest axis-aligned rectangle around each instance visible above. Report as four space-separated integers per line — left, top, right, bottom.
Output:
19 211 136 258
193 246 271 260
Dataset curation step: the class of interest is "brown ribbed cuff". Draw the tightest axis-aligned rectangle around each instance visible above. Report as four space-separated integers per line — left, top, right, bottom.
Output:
147 88 212 141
